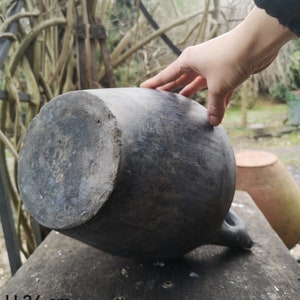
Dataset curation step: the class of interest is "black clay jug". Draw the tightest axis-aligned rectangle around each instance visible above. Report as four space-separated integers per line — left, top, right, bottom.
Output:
18 88 253 259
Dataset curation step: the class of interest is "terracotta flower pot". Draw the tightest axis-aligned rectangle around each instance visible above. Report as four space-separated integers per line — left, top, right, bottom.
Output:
236 150 300 249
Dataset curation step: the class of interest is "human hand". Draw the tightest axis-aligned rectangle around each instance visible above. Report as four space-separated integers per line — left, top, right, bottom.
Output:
141 35 252 126
141 7 296 126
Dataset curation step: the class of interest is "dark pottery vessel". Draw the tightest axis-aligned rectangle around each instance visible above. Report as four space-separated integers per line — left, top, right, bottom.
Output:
18 88 253 259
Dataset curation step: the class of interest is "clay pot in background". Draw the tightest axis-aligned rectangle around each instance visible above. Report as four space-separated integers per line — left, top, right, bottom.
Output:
236 150 300 249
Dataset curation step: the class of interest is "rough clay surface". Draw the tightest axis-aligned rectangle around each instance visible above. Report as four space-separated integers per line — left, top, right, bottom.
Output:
18 92 121 229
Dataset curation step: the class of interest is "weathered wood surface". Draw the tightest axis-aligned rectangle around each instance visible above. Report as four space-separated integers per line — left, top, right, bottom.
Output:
1 191 300 299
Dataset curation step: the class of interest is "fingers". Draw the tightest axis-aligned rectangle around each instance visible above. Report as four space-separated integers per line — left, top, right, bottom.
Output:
155 72 199 92
207 90 233 126
140 59 187 89
179 76 207 97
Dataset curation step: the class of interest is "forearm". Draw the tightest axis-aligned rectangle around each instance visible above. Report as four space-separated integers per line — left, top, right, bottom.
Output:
233 6 296 74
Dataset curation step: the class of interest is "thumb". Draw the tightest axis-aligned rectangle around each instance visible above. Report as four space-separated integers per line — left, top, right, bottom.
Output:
207 91 233 126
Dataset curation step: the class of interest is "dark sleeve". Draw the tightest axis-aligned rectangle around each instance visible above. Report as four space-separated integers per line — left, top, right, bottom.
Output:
254 0 300 36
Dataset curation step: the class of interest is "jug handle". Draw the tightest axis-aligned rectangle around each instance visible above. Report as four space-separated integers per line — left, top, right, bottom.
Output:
207 209 254 249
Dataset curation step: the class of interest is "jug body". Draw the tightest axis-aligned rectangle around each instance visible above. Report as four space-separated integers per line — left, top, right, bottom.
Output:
18 88 238 259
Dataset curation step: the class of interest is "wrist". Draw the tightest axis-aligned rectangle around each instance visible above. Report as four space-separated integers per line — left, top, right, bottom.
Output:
233 6 296 73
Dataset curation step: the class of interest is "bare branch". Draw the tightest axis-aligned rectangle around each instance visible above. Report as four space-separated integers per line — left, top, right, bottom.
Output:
0 10 40 33
9 17 66 76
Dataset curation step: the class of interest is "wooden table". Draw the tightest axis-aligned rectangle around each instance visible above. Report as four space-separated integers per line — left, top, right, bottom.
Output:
1 191 300 299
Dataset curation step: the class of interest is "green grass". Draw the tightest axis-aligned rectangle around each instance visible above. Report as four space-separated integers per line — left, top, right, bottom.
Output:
223 100 287 133
221 98 300 167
